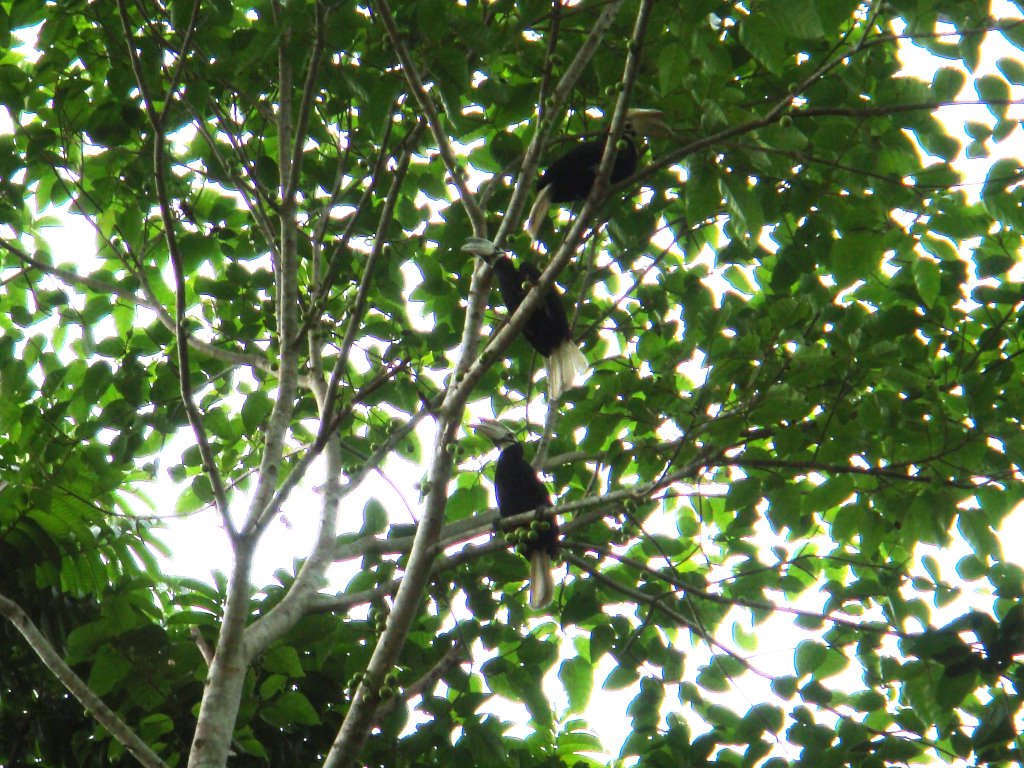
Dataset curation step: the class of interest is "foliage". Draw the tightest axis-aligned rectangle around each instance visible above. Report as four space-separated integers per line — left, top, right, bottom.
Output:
0 0 1023 766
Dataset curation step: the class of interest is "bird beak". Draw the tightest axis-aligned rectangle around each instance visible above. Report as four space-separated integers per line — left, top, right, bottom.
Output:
626 108 675 138
471 418 516 444
461 237 504 263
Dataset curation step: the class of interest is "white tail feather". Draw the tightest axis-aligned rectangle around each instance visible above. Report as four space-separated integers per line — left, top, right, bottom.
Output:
527 185 553 241
529 550 554 609
546 341 588 400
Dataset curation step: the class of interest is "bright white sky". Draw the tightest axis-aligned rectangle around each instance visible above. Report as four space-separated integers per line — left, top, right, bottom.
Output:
20 1 1024 762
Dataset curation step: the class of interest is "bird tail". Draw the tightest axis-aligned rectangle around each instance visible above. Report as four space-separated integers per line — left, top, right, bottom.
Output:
546 340 588 400
527 185 553 241
529 550 554 609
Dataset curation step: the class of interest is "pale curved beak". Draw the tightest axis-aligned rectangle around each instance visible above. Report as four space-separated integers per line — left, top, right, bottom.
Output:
471 418 517 445
627 108 675 138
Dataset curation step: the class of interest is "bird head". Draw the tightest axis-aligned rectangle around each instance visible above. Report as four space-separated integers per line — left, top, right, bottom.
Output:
460 237 505 265
624 108 674 138
471 418 519 449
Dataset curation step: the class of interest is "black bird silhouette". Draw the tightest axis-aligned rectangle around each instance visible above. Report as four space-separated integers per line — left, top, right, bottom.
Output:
462 237 587 399
473 419 558 609
527 108 672 240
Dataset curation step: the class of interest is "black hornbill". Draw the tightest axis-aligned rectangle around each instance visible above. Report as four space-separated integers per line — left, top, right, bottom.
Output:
473 418 558 609
527 108 673 240
462 237 587 399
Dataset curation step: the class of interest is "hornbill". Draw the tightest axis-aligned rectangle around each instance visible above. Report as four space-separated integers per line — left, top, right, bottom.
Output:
462 237 587 399
473 418 558 609
527 108 673 240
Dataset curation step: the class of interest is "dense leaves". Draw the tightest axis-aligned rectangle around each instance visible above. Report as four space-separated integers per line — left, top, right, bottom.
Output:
1 0 1023 766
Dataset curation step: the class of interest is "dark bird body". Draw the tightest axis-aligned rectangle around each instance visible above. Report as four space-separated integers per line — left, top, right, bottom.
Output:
527 109 671 240
490 256 572 357
473 420 558 609
462 238 587 398
537 135 640 205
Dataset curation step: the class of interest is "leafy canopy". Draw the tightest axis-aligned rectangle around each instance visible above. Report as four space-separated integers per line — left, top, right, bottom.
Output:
1 0 1024 766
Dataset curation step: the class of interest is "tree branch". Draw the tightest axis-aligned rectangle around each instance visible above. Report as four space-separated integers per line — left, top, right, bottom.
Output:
445 3 630 422
629 7 891 190
117 0 233 531
283 1 329 201
563 552 774 679
298 111 402 346
250 360 421 537
313 508 609 616
372 639 468 724
493 0 627 247
574 542 900 638
371 0 486 236
0 590 169 768
318 123 425 437
446 0 652 408
242 14 304 535
322 4 658 763
187 107 280 254
719 456 980 489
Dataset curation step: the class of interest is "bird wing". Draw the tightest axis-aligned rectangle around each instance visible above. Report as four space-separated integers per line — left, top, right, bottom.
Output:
519 262 572 337
521 470 551 510
491 257 528 315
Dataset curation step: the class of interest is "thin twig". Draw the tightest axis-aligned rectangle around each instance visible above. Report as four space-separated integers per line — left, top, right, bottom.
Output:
319 123 425 433
372 640 468 723
284 1 329 201
564 551 774 679
299 110 401 346
576 542 899 638
189 103 279 249
371 0 485 235
117 0 233 532
251 360 419 534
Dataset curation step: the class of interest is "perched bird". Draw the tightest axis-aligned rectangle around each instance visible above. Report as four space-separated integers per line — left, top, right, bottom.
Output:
473 419 558 609
462 237 587 399
527 108 672 240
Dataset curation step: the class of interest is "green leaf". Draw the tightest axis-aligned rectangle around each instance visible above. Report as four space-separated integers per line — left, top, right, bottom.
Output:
794 641 828 677
831 233 881 286
806 475 854 512
769 0 824 39
260 690 320 727
813 0 860 32
87 647 132 697
931 67 966 101
602 666 639 691
739 11 787 74
361 498 388 536
558 656 593 713
975 75 1011 119
912 257 941 308
261 645 305 677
